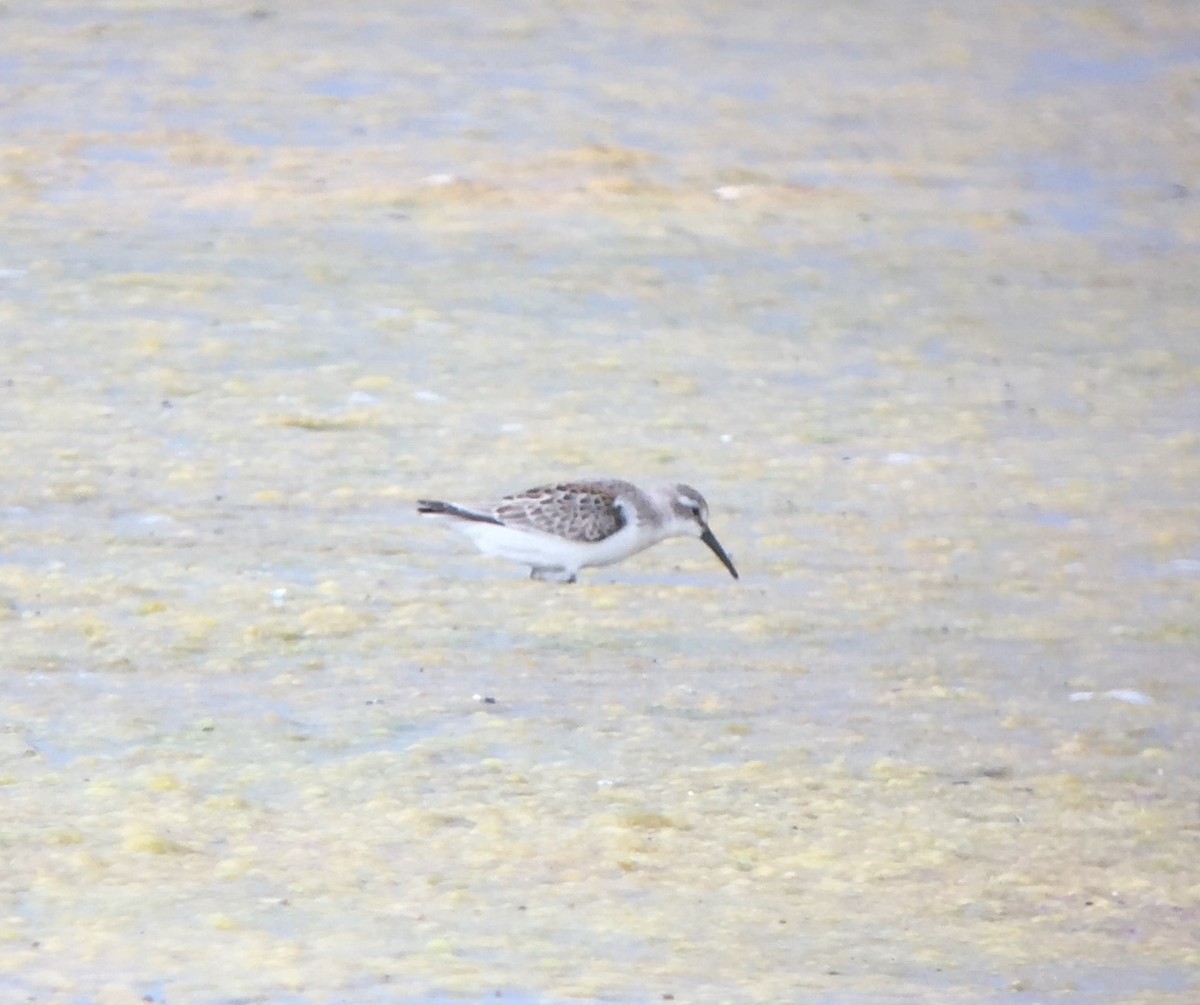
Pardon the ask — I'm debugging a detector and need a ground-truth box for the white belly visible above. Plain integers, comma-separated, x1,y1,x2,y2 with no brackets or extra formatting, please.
453,520,655,573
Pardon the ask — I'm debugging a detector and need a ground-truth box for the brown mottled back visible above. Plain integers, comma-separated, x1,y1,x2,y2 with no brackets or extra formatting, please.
493,480,632,542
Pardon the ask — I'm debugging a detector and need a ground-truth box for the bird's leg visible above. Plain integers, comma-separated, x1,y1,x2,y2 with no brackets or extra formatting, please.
530,566,576,584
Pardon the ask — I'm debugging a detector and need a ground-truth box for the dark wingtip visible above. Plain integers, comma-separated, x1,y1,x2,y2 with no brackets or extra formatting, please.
417,499,505,525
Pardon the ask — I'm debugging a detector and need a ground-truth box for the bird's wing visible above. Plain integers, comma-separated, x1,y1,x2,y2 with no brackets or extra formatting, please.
494,482,628,542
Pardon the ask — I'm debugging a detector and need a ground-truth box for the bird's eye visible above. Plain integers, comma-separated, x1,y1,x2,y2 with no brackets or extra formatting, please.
690,504,702,517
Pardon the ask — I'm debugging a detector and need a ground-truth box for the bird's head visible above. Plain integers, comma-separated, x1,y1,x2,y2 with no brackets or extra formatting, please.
665,483,738,580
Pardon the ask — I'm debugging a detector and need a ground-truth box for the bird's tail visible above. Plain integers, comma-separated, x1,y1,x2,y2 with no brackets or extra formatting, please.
416,500,503,525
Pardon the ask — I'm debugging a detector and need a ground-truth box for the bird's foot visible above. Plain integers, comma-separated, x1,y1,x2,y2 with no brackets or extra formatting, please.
530,566,576,584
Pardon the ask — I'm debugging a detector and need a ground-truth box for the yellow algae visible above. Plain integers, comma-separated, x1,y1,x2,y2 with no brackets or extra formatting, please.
146,774,182,792
46,482,99,503
135,333,164,356
352,374,395,391
1,6,1197,1005
730,614,773,636
272,410,379,430
164,463,207,485
297,604,368,636
204,795,252,813
78,615,109,645
122,830,196,856
173,615,220,651
868,759,932,785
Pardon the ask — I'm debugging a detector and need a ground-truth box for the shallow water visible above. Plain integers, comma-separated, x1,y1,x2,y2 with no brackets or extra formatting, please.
1,2,1198,1004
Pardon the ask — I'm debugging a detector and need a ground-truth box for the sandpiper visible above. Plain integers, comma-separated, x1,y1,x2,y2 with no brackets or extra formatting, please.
417,479,738,583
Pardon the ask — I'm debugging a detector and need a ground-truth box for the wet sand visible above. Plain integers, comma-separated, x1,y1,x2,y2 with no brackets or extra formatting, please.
1,2,1198,1003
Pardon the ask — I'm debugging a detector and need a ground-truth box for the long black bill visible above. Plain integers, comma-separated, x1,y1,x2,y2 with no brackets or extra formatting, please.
700,526,739,580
